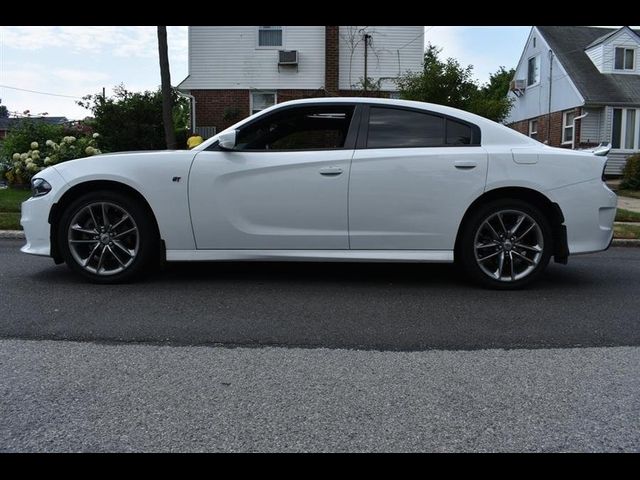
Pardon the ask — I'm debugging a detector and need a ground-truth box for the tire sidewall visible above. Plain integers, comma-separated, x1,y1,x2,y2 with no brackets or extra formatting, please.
458,199,553,289
57,190,157,283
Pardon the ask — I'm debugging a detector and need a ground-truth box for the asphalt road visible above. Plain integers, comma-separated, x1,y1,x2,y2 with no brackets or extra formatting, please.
1,239,639,350
1,239,640,452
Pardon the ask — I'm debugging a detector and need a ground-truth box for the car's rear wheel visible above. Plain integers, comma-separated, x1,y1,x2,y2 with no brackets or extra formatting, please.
57,190,158,283
458,199,553,289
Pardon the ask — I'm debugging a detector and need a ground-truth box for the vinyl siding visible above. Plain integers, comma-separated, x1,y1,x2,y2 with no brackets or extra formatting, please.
505,27,584,124
600,29,640,74
179,26,326,90
338,26,424,91
585,44,604,72
580,107,603,144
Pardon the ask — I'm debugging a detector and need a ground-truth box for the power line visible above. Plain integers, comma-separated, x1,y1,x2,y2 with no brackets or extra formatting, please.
0,84,83,99
397,26,433,51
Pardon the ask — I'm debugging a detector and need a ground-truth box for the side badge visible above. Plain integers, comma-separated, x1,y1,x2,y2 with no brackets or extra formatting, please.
172,176,181,183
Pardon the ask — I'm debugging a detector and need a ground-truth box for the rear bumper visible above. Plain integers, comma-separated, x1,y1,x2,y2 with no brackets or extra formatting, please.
548,179,617,255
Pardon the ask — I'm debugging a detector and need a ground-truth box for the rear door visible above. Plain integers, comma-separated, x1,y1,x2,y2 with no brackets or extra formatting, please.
348,105,488,250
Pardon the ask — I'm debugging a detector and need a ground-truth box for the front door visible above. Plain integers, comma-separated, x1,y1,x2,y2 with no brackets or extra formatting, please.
189,103,358,250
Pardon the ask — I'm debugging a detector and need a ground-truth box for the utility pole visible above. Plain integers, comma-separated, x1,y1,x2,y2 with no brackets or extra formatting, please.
157,26,177,149
363,33,371,92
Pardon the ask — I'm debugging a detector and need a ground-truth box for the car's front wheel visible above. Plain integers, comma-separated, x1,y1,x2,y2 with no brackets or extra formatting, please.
57,190,158,283
458,199,553,289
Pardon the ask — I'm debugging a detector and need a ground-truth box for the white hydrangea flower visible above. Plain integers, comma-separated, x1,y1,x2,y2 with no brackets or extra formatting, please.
93,132,100,138
85,146,95,155
68,136,76,143
45,140,54,147
44,157,52,165
20,153,28,160
31,152,40,160
12,153,21,161
94,149,102,155
30,141,39,149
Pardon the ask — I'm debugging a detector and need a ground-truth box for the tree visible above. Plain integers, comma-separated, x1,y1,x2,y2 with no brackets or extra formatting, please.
78,85,189,152
397,44,514,123
157,26,177,149
0,104,8,118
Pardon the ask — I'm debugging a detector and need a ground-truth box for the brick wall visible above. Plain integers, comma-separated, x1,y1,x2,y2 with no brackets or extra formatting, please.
325,26,339,95
507,108,593,148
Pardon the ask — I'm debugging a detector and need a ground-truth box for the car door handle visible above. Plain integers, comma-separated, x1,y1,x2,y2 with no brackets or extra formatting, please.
319,167,344,176
454,160,477,170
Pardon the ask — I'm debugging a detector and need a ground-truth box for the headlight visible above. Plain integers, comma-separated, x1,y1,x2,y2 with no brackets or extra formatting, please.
31,177,52,197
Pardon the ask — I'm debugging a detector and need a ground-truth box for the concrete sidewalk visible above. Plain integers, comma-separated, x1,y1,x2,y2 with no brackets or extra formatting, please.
618,196,640,213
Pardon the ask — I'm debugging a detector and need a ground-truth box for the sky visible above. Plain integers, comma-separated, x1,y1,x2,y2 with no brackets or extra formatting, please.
1,26,533,120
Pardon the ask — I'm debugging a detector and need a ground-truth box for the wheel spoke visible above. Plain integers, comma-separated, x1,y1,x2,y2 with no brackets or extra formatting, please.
510,215,526,236
110,214,129,232
112,227,137,239
112,239,134,258
478,249,502,262
69,239,99,244
496,213,508,235
495,252,505,279
512,250,536,265
484,221,501,241
86,205,100,230
96,246,107,272
102,203,110,229
71,225,98,235
509,252,516,280
107,245,126,267
515,223,535,242
515,243,542,253
475,241,500,249
83,243,101,267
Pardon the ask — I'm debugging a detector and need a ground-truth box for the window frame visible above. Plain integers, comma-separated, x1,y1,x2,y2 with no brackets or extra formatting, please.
528,119,538,140
356,104,481,150
250,90,277,115
256,26,284,50
614,47,635,71
562,110,576,145
527,55,541,88
612,107,640,152
209,102,362,152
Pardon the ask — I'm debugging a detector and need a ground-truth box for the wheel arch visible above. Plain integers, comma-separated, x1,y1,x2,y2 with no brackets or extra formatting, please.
48,180,162,264
454,186,569,264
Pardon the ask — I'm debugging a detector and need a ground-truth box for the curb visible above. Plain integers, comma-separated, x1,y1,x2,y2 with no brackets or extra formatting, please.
0,230,25,239
1,230,639,247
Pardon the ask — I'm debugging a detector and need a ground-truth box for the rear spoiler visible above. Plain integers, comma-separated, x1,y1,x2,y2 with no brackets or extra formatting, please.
589,142,612,157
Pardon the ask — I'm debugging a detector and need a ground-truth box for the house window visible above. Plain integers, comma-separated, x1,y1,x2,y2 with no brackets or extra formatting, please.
257,26,283,48
250,91,277,115
562,111,576,144
527,56,540,86
612,108,639,150
614,47,635,70
533,37,536,48
529,119,538,140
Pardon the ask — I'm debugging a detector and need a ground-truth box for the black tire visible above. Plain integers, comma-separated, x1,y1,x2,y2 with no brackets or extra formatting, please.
57,190,159,284
457,198,553,290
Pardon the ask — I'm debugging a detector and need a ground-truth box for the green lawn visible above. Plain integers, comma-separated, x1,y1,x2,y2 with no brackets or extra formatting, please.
614,223,640,240
615,208,640,223
0,188,30,230
0,188,31,213
617,189,640,200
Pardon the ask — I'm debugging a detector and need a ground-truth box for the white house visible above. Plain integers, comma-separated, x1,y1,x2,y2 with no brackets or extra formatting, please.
506,26,640,175
177,26,424,137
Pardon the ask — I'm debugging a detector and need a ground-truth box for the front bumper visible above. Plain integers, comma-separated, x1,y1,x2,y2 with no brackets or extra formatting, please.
20,168,67,257
548,179,617,255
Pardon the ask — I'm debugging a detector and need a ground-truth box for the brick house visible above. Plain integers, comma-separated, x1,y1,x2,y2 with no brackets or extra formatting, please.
176,26,424,138
505,26,640,175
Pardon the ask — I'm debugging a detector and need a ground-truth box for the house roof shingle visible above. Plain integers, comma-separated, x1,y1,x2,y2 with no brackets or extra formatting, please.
537,26,640,105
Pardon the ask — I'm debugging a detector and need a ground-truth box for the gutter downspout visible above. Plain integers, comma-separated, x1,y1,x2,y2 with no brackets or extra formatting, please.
177,90,196,133
547,49,553,143
571,111,588,149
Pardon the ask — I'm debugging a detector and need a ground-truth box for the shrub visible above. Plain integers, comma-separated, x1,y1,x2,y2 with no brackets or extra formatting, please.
621,154,640,190
3,131,102,185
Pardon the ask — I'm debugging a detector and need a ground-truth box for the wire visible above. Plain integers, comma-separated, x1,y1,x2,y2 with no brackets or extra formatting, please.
0,84,82,99
397,26,433,51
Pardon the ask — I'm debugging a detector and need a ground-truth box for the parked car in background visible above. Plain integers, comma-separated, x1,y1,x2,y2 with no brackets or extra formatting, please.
20,98,616,288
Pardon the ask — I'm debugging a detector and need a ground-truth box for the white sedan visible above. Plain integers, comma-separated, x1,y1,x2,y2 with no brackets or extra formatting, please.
20,98,616,288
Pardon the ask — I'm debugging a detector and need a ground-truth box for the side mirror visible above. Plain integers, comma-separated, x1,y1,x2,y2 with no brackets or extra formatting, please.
218,130,237,150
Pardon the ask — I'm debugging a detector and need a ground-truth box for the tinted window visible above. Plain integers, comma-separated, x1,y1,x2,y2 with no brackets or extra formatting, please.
367,107,444,148
446,119,472,145
236,105,355,151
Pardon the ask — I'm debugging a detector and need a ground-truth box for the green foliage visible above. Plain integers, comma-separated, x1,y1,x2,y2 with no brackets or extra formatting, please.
397,44,514,122
0,105,8,118
355,76,383,93
620,153,640,190
0,120,65,164
77,84,189,152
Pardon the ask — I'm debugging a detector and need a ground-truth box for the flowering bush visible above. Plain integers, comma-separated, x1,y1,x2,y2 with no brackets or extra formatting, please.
4,132,101,185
